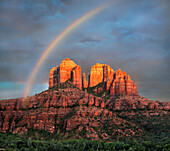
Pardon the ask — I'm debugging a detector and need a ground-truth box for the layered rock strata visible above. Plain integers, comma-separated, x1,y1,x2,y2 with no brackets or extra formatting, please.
49,60,139,96
0,57,170,140
49,58,82,89
88,63,139,96
0,85,169,137
89,63,114,89
110,69,139,96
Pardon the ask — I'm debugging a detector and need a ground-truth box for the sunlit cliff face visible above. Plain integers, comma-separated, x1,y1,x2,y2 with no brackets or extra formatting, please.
49,58,139,97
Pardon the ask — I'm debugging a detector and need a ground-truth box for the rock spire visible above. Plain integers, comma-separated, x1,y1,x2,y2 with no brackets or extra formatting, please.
49,58,82,89
49,59,139,96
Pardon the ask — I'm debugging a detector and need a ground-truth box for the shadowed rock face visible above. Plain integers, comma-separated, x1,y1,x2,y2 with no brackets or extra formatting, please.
49,58,82,89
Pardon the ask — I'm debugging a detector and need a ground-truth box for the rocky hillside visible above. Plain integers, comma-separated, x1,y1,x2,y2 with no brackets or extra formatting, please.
0,80,169,141
0,58,169,141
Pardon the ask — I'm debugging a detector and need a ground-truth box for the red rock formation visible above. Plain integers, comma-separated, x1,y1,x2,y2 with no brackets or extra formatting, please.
95,98,99,107
72,65,82,90
110,69,139,96
88,63,138,96
1,58,169,141
89,63,114,89
103,65,114,90
49,58,82,89
101,101,106,108
0,81,169,140
49,67,57,88
82,73,88,88
89,63,103,87
88,95,94,107
50,59,138,96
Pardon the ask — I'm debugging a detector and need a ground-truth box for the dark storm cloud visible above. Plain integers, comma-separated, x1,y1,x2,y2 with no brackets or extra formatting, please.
0,0,169,101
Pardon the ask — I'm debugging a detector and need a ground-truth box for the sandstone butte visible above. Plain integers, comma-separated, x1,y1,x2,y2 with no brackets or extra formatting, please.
49,58,82,90
0,58,169,141
49,59,139,96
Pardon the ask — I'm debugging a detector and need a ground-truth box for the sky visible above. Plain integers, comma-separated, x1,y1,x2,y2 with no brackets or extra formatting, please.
0,0,169,101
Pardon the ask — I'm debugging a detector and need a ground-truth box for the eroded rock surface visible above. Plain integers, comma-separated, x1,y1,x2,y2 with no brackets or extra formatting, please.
110,69,139,96
89,63,114,89
0,80,169,140
49,58,82,89
50,59,138,96
88,63,138,96
1,59,169,141
82,73,88,88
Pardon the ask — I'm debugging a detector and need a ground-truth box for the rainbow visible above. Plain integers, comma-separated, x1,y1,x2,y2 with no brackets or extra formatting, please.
23,2,112,99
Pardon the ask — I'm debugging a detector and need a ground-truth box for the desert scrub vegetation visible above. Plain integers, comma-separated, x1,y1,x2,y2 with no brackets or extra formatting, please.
0,132,170,151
